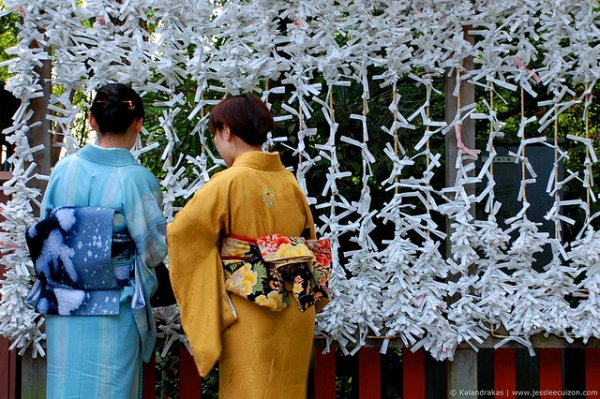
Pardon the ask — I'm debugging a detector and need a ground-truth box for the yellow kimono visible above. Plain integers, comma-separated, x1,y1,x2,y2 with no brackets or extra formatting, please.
168,151,319,399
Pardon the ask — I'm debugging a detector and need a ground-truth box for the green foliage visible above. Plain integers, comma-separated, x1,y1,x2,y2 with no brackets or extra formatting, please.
0,2,18,83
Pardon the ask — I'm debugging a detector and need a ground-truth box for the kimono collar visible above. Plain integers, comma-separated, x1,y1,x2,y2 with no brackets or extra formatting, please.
231,151,284,172
77,144,139,167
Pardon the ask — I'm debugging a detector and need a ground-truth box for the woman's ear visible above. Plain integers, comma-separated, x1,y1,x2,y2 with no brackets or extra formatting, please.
222,124,233,141
89,114,98,131
134,117,144,134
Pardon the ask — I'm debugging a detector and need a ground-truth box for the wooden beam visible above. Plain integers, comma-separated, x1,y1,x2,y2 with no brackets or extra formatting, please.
448,348,478,399
27,40,52,216
445,25,478,399
358,335,600,349
19,356,45,399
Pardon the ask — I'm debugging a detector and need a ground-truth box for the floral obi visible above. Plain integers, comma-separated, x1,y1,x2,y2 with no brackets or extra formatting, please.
25,206,135,316
220,233,332,312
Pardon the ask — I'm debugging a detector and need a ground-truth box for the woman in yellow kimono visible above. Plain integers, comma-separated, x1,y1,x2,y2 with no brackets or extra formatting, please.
168,94,329,398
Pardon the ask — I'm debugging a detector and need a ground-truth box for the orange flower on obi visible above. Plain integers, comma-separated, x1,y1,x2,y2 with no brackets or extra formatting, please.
307,239,332,268
258,234,291,253
256,234,312,263
276,235,291,245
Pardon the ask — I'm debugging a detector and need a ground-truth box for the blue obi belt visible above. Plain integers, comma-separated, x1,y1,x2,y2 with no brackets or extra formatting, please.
25,206,135,316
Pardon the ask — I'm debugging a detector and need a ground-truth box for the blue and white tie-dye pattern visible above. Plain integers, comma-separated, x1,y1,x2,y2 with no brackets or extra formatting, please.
32,144,167,399
26,206,136,316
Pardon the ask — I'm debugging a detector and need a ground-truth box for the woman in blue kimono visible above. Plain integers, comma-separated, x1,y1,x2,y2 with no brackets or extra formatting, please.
28,83,167,398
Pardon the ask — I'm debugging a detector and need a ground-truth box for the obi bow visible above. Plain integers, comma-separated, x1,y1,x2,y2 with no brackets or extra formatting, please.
220,233,332,312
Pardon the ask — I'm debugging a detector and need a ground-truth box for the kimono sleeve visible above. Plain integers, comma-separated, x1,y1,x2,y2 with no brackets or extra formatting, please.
167,175,237,377
121,167,167,268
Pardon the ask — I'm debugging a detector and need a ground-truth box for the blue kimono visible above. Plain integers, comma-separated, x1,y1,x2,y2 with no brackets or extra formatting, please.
31,144,167,399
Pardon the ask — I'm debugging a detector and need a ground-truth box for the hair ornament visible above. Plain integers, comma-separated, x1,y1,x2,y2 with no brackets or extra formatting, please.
94,99,135,111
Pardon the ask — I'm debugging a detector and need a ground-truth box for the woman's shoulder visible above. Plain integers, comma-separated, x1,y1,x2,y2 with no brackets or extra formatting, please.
200,168,232,191
53,150,81,167
122,163,158,179
119,164,161,192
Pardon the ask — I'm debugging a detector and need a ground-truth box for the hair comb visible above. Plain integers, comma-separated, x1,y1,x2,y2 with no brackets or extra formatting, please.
95,99,135,111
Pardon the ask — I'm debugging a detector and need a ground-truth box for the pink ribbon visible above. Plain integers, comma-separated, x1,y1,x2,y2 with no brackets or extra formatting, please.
512,55,541,84
455,124,478,158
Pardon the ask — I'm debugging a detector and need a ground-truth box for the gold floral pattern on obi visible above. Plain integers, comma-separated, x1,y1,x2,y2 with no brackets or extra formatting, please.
255,291,285,310
220,234,332,312
257,234,314,265
224,263,258,297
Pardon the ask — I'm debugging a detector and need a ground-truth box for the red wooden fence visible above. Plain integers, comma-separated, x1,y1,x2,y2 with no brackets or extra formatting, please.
587,348,600,397
540,349,562,399
0,296,17,399
3,344,600,398
135,346,600,399
404,348,426,399
494,348,516,399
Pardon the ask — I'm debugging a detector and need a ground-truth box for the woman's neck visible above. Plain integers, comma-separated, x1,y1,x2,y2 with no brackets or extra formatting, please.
96,131,135,149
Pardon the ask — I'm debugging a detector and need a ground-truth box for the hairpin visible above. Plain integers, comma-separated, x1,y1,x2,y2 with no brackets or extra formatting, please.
94,99,135,111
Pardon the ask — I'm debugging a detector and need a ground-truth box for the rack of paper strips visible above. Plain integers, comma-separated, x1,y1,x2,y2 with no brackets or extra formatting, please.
0,0,599,361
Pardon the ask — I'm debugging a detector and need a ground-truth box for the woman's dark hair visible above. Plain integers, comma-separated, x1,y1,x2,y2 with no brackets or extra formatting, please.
208,93,274,146
90,83,145,134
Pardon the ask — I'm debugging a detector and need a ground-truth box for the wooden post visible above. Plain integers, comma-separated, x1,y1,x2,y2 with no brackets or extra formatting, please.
19,355,46,399
16,36,53,399
445,26,478,399
444,33,476,200
27,41,52,215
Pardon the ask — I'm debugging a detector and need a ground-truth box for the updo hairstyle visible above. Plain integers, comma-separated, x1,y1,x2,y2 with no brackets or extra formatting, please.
90,83,145,134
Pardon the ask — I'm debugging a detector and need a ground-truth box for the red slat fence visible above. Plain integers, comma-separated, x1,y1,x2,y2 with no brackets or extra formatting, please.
135,346,600,399
0,305,16,399
3,343,600,398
